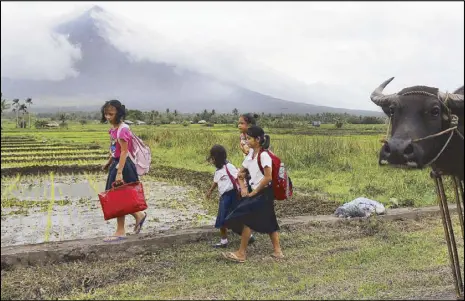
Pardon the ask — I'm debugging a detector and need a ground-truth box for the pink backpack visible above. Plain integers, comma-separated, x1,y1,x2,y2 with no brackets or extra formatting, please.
117,123,151,176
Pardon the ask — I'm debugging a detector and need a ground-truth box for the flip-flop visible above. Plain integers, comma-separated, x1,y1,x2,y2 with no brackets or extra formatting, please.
270,253,285,259
134,212,147,234
222,252,246,263
103,236,126,242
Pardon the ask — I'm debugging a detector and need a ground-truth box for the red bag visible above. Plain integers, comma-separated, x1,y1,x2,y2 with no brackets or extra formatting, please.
257,149,293,201
98,181,148,220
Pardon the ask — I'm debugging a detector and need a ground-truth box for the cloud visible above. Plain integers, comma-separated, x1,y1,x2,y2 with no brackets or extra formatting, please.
1,2,463,110
1,2,82,81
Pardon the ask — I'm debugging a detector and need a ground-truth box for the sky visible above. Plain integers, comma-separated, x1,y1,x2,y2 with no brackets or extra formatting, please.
1,1,464,110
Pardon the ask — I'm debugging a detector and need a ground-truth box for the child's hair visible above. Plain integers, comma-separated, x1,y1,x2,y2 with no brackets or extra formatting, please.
241,113,259,126
100,99,126,124
208,144,228,169
247,125,270,149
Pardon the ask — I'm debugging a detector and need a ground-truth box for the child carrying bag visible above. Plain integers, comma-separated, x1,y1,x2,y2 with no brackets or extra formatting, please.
98,181,148,220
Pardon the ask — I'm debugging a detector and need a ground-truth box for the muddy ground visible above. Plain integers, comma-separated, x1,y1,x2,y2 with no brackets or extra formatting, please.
1,174,215,247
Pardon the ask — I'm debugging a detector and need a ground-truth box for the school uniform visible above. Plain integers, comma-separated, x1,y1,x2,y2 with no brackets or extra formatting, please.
224,149,280,234
214,163,239,229
105,125,139,190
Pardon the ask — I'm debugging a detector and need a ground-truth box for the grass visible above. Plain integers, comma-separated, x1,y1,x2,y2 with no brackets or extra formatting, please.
1,216,462,300
1,121,457,210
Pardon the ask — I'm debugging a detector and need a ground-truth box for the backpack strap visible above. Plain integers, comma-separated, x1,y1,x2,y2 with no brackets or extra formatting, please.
257,149,266,176
116,123,135,162
224,164,239,191
116,123,130,140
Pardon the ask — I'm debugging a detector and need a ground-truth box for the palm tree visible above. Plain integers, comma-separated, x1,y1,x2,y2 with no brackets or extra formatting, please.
12,99,20,127
18,104,28,128
1,93,11,114
59,113,67,124
25,98,33,128
232,108,239,116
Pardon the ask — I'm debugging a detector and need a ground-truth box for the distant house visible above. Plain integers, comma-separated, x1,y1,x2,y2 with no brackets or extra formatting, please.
170,121,177,124
45,121,59,128
312,121,321,127
124,120,134,125
198,120,207,124
135,120,146,125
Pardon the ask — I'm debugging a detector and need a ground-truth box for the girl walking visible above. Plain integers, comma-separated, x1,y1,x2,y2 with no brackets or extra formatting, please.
237,113,259,243
222,125,283,262
101,99,147,242
206,145,240,248
237,113,258,157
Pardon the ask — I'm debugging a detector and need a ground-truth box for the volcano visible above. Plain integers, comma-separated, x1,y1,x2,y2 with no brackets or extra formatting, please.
0,6,381,116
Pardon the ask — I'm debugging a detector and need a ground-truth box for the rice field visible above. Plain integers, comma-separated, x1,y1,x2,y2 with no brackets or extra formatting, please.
0,120,454,247
2,120,463,300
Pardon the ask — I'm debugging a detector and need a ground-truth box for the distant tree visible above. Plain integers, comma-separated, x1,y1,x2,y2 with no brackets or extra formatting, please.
12,98,20,127
18,104,28,128
232,108,239,116
59,113,67,124
25,98,33,128
1,93,11,114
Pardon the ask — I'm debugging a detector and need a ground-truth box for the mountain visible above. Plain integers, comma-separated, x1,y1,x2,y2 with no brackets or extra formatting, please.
0,6,382,116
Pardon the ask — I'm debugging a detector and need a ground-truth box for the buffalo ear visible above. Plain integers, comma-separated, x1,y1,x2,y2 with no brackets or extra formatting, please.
381,106,391,116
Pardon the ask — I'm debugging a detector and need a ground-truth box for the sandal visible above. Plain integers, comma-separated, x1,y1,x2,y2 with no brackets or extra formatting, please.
271,252,285,259
103,235,126,242
222,252,246,263
133,212,147,234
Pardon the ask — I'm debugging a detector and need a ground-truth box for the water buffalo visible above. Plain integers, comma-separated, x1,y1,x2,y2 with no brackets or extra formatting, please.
370,77,464,299
370,77,464,180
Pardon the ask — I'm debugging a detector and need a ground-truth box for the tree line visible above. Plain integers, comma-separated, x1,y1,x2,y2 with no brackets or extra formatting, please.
1,94,385,129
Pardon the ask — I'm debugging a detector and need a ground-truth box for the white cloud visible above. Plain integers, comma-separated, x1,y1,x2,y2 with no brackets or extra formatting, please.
1,1,463,110
1,2,82,81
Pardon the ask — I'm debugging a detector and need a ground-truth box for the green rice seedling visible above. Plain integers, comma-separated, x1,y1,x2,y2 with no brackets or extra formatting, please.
0,173,22,209
44,172,56,242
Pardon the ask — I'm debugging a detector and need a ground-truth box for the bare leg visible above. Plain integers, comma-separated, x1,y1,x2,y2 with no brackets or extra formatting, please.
231,226,252,260
220,227,228,239
104,216,126,241
131,211,146,233
269,231,284,258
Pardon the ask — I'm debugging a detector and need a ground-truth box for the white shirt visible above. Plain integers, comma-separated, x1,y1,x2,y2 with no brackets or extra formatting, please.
214,163,239,196
242,149,272,190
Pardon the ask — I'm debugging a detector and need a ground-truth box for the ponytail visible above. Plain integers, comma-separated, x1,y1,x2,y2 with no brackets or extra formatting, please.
260,134,270,150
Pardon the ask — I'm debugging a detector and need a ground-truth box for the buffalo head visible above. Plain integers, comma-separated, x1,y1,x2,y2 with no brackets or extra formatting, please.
371,77,464,169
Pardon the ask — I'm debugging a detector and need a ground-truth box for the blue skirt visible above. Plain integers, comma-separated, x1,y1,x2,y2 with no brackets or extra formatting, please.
224,186,279,234
105,157,139,191
215,189,239,229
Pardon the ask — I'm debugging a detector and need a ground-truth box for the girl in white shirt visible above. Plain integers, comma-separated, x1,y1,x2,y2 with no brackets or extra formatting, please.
206,144,240,248
222,126,283,263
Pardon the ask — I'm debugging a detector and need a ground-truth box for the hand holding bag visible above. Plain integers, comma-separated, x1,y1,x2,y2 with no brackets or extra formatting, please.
98,181,148,220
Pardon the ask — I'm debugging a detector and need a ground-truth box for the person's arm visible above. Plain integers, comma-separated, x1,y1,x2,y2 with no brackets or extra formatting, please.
237,167,249,197
240,143,250,155
247,166,272,197
206,182,218,199
102,154,113,171
115,138,129,183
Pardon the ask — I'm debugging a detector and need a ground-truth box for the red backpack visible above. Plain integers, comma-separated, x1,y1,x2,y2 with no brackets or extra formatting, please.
257,149,293,201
